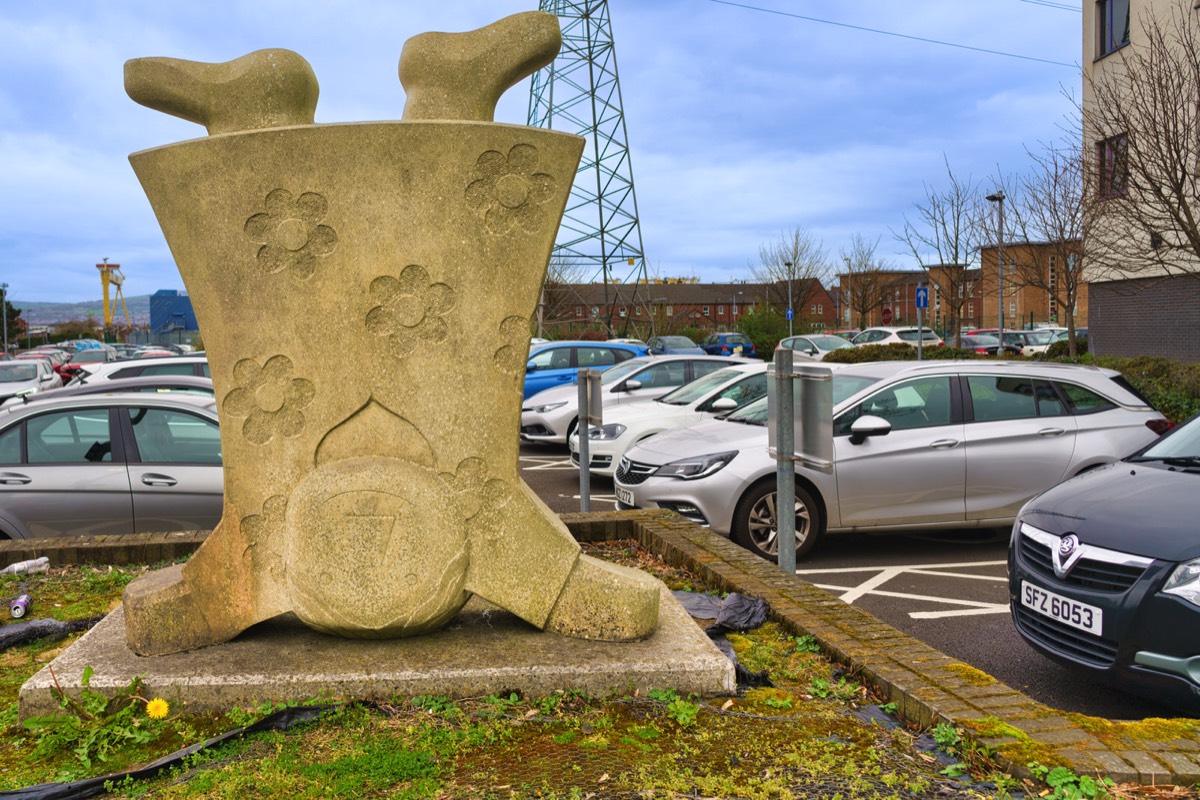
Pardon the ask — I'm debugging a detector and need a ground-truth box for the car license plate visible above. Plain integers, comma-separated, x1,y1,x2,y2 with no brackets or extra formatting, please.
615,487,634,506
1020,581,1102,636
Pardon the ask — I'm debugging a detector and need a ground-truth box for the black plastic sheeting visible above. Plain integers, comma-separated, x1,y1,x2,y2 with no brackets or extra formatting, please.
0,705,332,800
671,590,773,689
0,618,101,653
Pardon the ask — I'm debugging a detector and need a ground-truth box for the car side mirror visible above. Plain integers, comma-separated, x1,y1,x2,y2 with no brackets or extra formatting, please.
526,361,537,373
807,348,819,356
709,397,739,413
620,379,643,392
849,414,891,445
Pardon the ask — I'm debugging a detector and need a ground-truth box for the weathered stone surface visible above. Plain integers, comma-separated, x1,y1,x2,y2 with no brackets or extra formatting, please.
22,587,728,718
125,49,318,135
118,13,660,655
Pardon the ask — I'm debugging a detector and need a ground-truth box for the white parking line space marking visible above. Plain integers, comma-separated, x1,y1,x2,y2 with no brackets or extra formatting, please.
796,559,1010,619
519,454,577,471
570,493,619,510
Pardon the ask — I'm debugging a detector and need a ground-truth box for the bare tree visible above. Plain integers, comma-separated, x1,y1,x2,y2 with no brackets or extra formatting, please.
1003,129,1088,356
1084,4,1200,279
839,234,887,330
750,226,831,313
540,256,591,337
894,158,984,346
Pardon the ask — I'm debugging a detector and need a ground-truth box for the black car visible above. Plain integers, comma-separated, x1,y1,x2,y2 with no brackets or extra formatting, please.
1008,413,1200,709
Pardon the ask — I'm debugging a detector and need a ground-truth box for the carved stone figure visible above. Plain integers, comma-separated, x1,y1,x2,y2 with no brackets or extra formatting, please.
120,11,660,656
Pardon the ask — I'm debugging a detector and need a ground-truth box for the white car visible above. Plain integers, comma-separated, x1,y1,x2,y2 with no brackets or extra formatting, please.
615,360,1172,560
776,334,855,361
0,359,63,404
569,361,768,477
1000,330,1056,356
68,354,210,384
521,355,738,445
851,327,943,348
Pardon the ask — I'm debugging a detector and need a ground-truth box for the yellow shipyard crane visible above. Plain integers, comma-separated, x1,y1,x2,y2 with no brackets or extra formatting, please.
96,258,132,333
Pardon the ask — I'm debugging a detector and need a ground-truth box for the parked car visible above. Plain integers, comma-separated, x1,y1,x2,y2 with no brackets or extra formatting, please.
645,336,704,355
0,393,223,538
851,327,943,348
776,334,855,361
1008,412,1200,710
614,360,1171,561
523,341,649,399
569,361,768,476
59,347,120,383
1000,330,1056,357
701,332,757,359
955,334,1003,355
521,355,738,444
0,360,63,404
1,375,214,408
68,355,211,385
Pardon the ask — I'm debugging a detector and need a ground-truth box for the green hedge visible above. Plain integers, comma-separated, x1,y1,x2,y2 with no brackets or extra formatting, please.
821,345,1200,423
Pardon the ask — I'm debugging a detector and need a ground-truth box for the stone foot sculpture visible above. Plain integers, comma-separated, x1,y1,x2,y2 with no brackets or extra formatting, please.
400,11,560,122
120,12,660,657
124,49,319,135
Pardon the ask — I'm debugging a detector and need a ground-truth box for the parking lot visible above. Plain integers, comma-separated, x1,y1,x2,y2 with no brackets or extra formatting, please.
521,441,1176,720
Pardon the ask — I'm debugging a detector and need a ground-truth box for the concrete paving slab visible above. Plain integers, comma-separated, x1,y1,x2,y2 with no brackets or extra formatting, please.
20,585,734,717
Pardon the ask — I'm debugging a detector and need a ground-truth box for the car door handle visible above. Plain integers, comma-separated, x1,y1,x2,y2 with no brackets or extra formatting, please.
0,472,31,485
141,473,178,487
929,439,959,449
1038,427,1066,437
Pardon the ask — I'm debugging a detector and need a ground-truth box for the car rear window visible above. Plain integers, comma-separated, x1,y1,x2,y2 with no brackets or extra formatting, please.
1056,382,1116,415
1109,375,1156,409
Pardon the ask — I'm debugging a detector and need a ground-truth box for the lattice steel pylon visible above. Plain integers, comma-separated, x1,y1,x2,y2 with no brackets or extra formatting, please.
529,0,649,336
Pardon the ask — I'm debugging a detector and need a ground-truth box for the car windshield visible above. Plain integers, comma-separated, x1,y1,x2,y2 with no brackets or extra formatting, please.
896,330,939,342
656,367,739,406
658,337,695,347
0,364,37,382
810,335,853,350
723,372,884,425
1135,417,1200,462
599,359,649,385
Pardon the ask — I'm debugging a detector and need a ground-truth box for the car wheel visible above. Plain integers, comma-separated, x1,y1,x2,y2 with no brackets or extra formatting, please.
733,479,823,562
565,417,579,444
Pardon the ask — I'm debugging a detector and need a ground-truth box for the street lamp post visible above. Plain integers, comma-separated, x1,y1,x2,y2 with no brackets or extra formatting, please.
783,260,794,337
986,191,1005,340
0,282,8,357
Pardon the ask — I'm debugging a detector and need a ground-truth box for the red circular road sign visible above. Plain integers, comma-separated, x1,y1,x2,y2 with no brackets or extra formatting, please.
881,307,893,324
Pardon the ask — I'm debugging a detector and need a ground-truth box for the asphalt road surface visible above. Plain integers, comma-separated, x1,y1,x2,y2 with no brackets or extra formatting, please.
520,440,1177,720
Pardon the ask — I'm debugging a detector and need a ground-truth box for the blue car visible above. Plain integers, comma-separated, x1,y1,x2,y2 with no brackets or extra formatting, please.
700,332,758,359
523,341,650,398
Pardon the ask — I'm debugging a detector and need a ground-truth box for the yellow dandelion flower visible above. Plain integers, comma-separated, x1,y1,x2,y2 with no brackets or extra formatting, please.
145,698,170,720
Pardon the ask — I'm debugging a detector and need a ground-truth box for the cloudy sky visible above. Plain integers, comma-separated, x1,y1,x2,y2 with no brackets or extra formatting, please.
0,1,1081,302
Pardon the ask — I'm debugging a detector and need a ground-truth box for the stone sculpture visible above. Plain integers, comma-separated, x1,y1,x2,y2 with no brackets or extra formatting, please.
120,11,660,656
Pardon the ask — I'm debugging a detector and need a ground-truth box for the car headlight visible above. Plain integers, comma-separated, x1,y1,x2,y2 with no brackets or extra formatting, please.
529,401,568,414
1164,559,1200,606
655,451,738,480
588,423,627,440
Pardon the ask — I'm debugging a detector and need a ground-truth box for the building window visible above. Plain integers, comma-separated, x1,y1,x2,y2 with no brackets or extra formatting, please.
1097,0,1130,57
666,306,674,316
810,304,817,314
618,306,627,317
968,302,975,316
575,306,583,317
702,305,710,315
590,306,599,317
1097,133,1128,197
717,305,725,316
817,304,823,314
731,304,739,316
1009,300,1017,316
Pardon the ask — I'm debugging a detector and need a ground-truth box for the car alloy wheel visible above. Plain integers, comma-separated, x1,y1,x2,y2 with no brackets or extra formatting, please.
733,480,823,562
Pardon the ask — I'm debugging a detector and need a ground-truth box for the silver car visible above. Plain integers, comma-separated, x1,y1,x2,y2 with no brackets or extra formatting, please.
520,355,738,444
615,360,1170,560
0,393,222,538
776,334,855,361
0,360,63,403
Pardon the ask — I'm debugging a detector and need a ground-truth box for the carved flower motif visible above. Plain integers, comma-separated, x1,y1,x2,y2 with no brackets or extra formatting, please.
440,457,508,521
241,495,288,582
465,144,557,235
244,189,338,279
493,316,532,375
223,356,316,445
366,265,456,356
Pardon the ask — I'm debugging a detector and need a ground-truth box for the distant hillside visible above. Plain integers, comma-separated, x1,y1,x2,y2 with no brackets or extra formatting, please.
13,296,152,326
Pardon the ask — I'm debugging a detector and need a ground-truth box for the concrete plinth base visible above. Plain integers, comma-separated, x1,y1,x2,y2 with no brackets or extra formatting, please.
20,586,733,717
